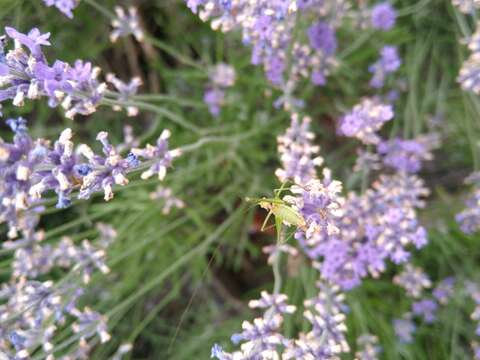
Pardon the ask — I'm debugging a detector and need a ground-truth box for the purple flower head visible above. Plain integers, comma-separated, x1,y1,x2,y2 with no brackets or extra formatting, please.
432,277,455,305
394,264,431,298
369,46,401,88
307,21,337,56
377,138,431,173
393,317,416,343
339,98,394,144
42,0,79,18
371,2,396,31
203,88,225,117
412,299,438,323
5,27,50,58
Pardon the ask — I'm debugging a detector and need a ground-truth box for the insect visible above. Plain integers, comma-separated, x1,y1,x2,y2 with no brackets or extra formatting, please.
246,183,306,239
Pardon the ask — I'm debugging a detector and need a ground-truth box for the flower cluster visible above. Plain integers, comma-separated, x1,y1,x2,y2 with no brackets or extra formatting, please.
186,0,347,88
393,264,431,298
392,316,416,343
187,1,398,89
0,118,180,238
369,46,401,88
338,98,394,145
0,223,117,359
458,21,480,93
212,283,351,360
0,26,106,117
285,169,345,254
312,172,429,289
276,113,324,185
355,334,381,360
211,292,296,359
204,63,236,116
284,283,350,359
370,2,397,31
456,172,480,233
0,26,142,118
377,133,439,173
391,276,455,345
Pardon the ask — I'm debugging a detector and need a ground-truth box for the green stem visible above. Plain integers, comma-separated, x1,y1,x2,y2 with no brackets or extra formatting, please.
83,0,115,19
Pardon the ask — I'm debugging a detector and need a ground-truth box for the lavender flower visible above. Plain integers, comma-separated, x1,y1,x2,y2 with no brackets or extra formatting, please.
456,172,480,233
393,264,431,298
369,46,401,88
212,292,296,359
149,186,185,214
353,149,381,173
355,334,381,360
187,1,343,87
1,215,117,359
284,282,350,359
0,27,108,118
338,98,394,145
433,277,455,305
370,2,396,31
377,135,438,173
204,63,236,116
131,129,181,180
412,299,438,323
1,118,180,237
452,0,480,13
285,169,344,253
393,317,416,343
71,307,111,343
42,0,79,18
110,6,144,43
473,341,480,360
106,74,142,116
275,113,324,185
458,53,480,93
307,21,337,56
